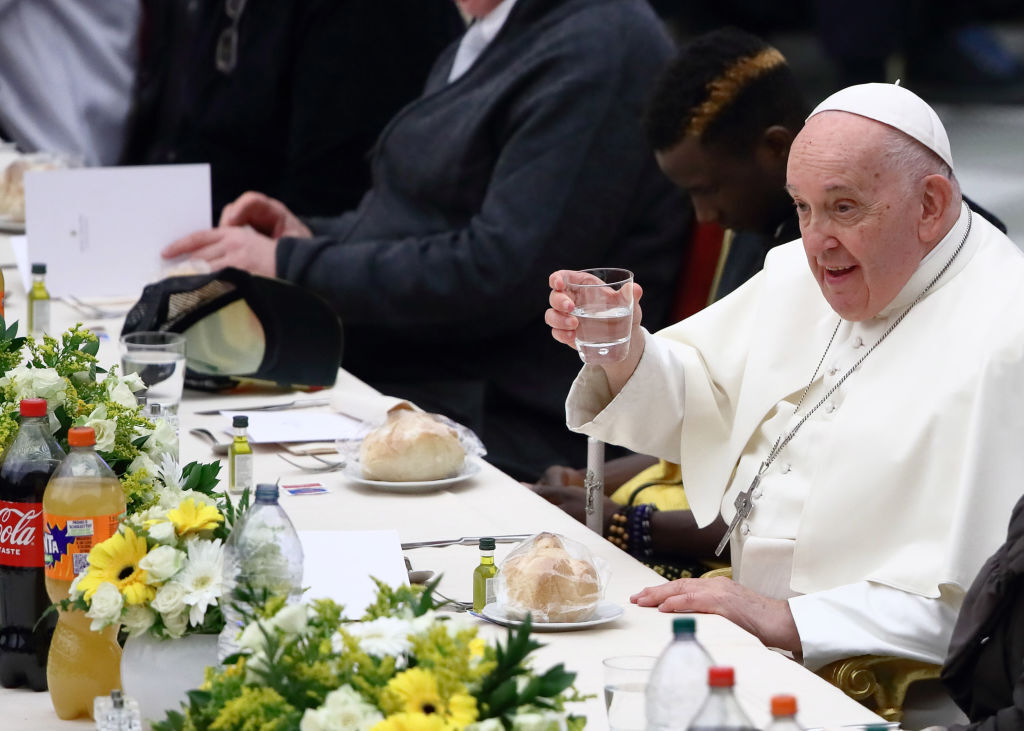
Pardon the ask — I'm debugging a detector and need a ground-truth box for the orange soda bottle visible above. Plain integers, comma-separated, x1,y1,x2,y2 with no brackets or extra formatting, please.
43,426,125,720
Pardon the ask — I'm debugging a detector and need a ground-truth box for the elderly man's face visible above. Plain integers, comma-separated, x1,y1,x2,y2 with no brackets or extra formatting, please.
787,113,928,321
457,0,504,19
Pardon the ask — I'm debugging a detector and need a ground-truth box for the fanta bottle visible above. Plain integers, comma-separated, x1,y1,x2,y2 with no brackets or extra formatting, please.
43,426,125,720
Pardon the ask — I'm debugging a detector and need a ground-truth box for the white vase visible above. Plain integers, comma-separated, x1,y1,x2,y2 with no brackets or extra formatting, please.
120,633,219,728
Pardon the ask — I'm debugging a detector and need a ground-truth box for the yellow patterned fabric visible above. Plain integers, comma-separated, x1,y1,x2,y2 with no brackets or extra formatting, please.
610,460,690,510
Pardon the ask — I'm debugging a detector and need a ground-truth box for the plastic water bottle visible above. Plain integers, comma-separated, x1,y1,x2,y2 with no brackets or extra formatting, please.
688,667,756,730
645,617,712,729
218,484,304,659
766,694,803,730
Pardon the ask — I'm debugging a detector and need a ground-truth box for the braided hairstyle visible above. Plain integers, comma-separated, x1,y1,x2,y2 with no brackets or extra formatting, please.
644,28,809,155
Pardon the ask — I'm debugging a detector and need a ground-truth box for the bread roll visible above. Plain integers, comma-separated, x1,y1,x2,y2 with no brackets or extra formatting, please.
360,408,465,481
502,532,600,622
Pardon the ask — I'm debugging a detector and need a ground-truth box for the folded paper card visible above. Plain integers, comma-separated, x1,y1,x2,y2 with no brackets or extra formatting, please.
23,164,211,298
222,410,366,443
298,530,408,617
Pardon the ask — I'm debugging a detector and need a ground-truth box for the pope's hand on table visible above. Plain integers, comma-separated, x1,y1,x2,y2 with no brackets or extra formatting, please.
630,575,802,655
162,225,277,277
530,483,618,535
219,191,311,239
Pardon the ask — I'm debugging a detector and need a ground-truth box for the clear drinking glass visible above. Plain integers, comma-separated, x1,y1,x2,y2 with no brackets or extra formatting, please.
566,268,634,365
120,331,186,422
603,655,656,731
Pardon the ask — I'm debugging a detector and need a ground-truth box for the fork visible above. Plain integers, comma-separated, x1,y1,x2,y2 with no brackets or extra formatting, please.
276,453,345,472
62,295,126,319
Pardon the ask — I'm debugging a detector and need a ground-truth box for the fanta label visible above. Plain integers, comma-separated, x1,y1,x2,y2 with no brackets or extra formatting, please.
0,500,43,568
43,512,120,581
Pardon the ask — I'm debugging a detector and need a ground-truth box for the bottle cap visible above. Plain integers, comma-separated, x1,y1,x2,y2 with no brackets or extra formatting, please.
479,537,496,550
771,694,797,716
111,689,125,709
672,617,696,636
233,415,249,428
255,484,279,502
68,426,96,447
31,262,46,274
19,398,47,418
707,666,735,687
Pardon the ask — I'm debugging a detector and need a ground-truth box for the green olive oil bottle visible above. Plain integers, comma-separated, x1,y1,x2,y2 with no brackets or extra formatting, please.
473,537,498,612
27,262,49,336
228,415,254,494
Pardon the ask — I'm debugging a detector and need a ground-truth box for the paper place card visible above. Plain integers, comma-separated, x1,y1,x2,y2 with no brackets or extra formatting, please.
222,411,365,443
298,530,408,618
23,164,211,298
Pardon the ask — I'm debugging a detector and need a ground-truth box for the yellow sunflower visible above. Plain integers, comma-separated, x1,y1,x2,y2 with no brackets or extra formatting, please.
371,713,448,731
167,498,223,536
78,527,155,605
387,668,444,716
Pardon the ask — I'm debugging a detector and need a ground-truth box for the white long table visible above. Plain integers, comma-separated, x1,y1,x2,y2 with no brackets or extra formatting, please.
0,264,886,730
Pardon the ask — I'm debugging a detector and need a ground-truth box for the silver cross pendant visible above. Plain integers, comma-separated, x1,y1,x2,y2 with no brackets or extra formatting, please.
715,474,759,556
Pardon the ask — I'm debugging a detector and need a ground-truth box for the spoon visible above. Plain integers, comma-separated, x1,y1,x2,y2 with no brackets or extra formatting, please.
188,428,230,455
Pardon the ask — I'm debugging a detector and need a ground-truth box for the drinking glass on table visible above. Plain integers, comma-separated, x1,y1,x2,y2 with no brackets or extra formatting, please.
603,655,656,731
120,331,186,424
565,268,634,364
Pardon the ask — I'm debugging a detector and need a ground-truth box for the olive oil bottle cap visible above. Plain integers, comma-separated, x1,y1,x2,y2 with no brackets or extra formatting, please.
232,415,249,427
479,537,496,551
31,262,46,274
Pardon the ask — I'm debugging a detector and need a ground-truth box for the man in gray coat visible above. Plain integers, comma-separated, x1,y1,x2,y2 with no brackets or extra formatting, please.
164,0,691,480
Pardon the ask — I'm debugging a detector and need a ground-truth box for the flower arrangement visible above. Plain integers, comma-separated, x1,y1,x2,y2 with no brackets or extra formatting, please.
58,457,245,640
0,317,178,513
153,581,588,731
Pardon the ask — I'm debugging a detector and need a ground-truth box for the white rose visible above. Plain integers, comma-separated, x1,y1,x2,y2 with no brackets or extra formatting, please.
30,368,67,402
272,604,309,637
85,582,124,631
68,572,84,600
123,372,146,392
85,418,118,452
162,608,190,639
144,418,178,459
152,581,187,616
129,452,160,478
147,520,177,545
245,649,270,684
122,605,157,638
467,720,506,731
138,545,186,583
300,685,384,731
87,403,108,421
108,382,139,408
510,713,566,731
237,619,271,652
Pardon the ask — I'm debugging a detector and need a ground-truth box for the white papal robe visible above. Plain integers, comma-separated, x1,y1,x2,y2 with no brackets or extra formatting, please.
567,203,1024,669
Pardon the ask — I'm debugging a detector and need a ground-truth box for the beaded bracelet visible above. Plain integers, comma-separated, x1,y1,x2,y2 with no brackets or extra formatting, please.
627,504,657,561
605,509,629,551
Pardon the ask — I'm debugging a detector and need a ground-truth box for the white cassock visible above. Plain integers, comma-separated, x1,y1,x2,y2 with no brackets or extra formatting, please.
567,203,1024,669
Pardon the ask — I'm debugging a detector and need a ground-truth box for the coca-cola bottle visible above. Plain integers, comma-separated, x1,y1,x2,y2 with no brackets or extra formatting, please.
0,398,65,690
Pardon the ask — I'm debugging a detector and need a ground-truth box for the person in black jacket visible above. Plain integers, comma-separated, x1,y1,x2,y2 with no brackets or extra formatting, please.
939,491,1024,730
120,0,464,218
162,0,691,481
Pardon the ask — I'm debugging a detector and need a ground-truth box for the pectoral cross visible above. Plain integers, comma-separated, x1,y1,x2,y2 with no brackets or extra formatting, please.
715,474,758,556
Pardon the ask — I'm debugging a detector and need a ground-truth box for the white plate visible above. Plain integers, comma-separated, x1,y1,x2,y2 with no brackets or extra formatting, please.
0,215,24,234
342,459,482,493
477,600,624,631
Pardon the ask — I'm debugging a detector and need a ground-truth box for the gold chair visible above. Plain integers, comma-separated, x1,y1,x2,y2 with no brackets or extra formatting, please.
698,567,941,724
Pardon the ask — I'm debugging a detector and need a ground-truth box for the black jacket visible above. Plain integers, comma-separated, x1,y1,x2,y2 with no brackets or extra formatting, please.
120,0,463,218
942,492,1024,730
277,0,691,479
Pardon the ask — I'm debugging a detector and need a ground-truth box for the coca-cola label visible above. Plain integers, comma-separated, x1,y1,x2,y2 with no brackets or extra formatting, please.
0,500,44,568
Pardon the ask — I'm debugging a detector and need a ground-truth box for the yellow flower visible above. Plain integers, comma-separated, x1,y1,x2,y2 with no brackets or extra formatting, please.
446,693,477,728
372,713,448,731
167,498,223,536
388,668,444,716
78,527,155,605
469,637,486,659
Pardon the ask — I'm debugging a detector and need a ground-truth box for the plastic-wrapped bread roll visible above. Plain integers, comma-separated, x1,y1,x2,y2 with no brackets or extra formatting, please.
360,406,465,481
500,533,601,622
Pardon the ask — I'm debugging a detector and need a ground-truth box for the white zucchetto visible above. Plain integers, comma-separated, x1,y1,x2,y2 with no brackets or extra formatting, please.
809,82,954,171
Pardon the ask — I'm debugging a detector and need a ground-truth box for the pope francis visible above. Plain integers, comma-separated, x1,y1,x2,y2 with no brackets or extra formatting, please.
547,83,1024,673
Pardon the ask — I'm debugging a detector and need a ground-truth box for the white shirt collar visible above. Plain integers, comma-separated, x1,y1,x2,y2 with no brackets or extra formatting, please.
447,0,520,83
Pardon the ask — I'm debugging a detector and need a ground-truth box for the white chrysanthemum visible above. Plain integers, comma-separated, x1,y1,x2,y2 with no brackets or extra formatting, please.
122,605,157,637
177,539,225,626
144,419,179,460
344,616,413,658
156,453,184,491
409,609,439,635
85,581,124,631
300,685,384,731
138,544,186,583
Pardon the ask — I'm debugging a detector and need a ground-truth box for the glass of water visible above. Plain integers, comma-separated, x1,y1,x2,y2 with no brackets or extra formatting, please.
565,268,634,365
120,331,186,423
603,655,655,731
